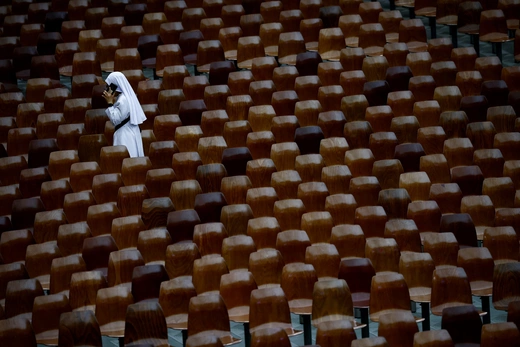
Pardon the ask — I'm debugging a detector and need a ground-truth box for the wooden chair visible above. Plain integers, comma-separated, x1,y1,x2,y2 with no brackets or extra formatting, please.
483,226,519,264
441,305,482,345
431,267,473,316
479,9,514,61
316,319,357,347
312,278,358,332
95,286,133,340
159,277,196,344
458,247,494,323
423,232,459,268
249,287,302,338
414,329,454,347
187,294,241,345
481,322,520,347
337,257,375,337
400,251,435,330
58,310,102,346
219,271,257,346
4,278,43,320
165,243,201,279
131,264,169,303
369,272,415,322
124,302,169,347
493,261,520,311
32,293,71,346
281,263,317,344
378,311,419,347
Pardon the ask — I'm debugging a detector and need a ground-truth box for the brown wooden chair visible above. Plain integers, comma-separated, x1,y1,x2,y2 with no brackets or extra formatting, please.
400,251,435,330
187,294,241,345
280,262,317,344
431,267,474,317
32,293,71,346
369,272,415,322
378,311,419,347
58,310,102,347
441,304,482,346
249,287,302,338
480,9,514,61
493,261,520,311
159,277,196,343
124,302,169,347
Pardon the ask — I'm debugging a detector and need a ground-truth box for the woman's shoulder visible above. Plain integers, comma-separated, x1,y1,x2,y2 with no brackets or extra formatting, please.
116,93,128,104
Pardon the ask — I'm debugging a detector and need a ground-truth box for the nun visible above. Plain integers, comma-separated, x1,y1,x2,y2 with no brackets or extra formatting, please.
102,71,146,158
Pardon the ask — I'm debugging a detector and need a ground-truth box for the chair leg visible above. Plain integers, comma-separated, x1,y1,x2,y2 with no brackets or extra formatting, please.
495,42,503,62
244,322,251,347
481,296,491,324
449,26,458,48
360,307,370,338
473,35,480,56
182,330,188,347
421,302,431,331
428,17,437,39
302,314,312,345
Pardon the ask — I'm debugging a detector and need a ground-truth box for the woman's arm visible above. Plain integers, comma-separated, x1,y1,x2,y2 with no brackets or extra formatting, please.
105,95,130,127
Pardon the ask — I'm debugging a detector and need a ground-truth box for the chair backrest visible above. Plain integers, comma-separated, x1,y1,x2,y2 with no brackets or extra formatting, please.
124,302,169,346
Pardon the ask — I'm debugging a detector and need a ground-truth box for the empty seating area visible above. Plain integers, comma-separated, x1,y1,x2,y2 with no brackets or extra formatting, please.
1,0,520,346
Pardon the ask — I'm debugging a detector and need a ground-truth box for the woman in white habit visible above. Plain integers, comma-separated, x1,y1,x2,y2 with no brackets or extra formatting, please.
102,71,146,158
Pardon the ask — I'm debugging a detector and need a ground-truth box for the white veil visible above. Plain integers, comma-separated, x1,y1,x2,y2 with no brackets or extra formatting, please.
105,71,147,125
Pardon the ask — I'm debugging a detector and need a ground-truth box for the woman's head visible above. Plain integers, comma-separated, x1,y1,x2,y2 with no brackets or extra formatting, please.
105,72,127,93
104,71,147,126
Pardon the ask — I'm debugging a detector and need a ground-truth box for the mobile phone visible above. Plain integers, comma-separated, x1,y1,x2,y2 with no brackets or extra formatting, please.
105,83,118,94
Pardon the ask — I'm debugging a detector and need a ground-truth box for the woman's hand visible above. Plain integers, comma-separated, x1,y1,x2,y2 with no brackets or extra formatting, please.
102,90,116,105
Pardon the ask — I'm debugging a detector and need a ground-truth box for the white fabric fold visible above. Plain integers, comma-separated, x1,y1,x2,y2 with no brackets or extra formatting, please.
105,71,146,126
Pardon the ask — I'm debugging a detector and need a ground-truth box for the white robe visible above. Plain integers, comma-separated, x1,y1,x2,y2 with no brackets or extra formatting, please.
105,94,145,158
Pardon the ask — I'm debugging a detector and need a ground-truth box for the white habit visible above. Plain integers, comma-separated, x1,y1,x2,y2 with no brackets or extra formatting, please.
105,71,146,158
105,93,145,158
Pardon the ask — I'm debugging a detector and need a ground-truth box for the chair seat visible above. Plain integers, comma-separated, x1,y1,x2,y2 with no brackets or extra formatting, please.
470,281,492,296
345,37,359,48
224,50,237,61
59,66,72,76
237,59,255,70
228,306,249,323
386,33,399,43
459,24,479,35
437,16,458,26
306,42,318,51
288,299,312,315
395,0,414,7
99,321,125,338
415,7,436,17
507,19,519,30
33,274,50,291
364,46,384,57
409,287,431,303
480,33,513,43
352,292,370,307
250,323,302,337
191,331,242,346
370,308,414,322
165,314,188,330
36,329,60,346
407,41,428,53
265,46,278,57
432,302,473,316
